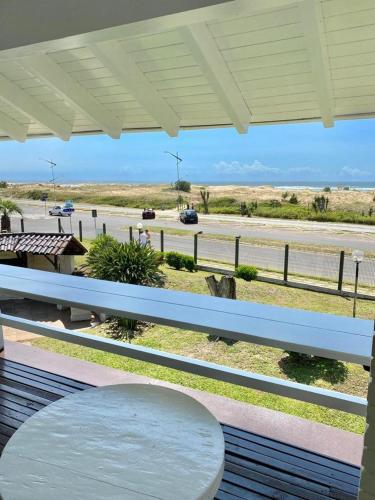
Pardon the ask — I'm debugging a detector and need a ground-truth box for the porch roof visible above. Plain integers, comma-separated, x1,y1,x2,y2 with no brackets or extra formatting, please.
0,233,87,256
0,0,374,141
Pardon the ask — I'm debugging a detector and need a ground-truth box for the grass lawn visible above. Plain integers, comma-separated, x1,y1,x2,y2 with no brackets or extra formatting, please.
31,264,373,434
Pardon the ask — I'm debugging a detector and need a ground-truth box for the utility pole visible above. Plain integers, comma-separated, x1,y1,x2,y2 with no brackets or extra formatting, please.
40,158,57,204
165,151,183,211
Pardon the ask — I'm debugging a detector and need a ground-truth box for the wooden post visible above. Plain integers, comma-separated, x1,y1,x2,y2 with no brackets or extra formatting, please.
359,322,375,499
337,251,345,291
20,218,24,233
235,237,240,269
103,223,107,235
160,230,164,252
284,244,289,282
206,275,236,299
194,233,198,264
58,218,62,233
78,220,83,241
129,226,133,242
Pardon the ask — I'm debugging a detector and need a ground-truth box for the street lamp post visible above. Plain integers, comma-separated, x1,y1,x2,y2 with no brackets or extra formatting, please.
165,151,183,211
352,249,364,318
194,231,203,264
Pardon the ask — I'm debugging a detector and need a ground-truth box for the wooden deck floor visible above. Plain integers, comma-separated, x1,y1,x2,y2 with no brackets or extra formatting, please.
0,358,360,499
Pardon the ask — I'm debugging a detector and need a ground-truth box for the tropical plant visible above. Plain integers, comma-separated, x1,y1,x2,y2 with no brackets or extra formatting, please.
200,187,210,214
87,236,165,335
246,201,258,217
234,265,258,281
0,199,22,232
281,191,289,200
289,193,299,205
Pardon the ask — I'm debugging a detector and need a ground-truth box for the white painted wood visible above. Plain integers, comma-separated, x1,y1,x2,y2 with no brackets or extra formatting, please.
0,384,225,499
0,312,368,415
90,42,180,137
180,23,250,133
359,329,375,499
0,74,71,139
300,0,334,127
0,265,372,365
0,110,27,141
0,314,3,351
20,54,122,138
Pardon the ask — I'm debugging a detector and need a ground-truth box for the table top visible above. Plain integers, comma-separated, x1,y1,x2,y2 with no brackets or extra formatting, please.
0,384,225,500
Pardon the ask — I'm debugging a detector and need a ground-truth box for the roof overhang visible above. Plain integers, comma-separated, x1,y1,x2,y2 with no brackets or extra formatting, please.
0,0,374,141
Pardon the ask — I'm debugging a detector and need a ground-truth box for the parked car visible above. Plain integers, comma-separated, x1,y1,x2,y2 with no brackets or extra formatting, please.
142,208,155,220
49,206,70,216
63,200,75,214
179,209,198,224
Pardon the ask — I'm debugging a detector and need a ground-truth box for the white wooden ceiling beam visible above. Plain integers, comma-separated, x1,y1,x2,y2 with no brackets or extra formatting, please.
300,0,334,128
91,42,180,137
179,23,250,133
20,55,122,139
0,74,71,140
0,110,27,142
237,0,302,16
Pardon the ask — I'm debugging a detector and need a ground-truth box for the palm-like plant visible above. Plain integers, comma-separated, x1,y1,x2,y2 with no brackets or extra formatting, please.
0,199,23,232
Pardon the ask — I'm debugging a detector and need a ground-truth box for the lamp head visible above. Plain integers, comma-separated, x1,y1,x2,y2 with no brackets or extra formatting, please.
352,249,364,263
136,222,143,230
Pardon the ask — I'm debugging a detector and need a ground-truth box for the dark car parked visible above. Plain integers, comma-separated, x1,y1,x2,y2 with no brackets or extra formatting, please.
142,208,156,220
179,209,198,224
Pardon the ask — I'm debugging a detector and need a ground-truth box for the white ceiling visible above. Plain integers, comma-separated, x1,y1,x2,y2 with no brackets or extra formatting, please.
0,0,374,141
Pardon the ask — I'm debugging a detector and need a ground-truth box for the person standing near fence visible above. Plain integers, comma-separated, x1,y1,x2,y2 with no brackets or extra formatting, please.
139,230,148,246
145,229,151,247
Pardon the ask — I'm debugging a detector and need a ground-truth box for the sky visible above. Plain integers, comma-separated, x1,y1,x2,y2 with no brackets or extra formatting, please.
0,119,374,184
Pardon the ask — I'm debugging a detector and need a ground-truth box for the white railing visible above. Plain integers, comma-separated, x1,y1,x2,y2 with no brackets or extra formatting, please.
0,264,373,417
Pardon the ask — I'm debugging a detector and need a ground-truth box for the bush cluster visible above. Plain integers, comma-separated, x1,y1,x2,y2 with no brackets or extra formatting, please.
165,251,196,272
234,265,258,281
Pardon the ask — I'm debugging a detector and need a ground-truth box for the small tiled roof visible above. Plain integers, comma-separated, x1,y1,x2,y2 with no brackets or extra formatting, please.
0,233,87,256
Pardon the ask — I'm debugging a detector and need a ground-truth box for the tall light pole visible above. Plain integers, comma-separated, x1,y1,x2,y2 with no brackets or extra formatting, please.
40,158,57,204
352,249,364,318
165,151,182,210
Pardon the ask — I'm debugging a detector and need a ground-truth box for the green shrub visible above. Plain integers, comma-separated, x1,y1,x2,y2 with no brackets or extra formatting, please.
166,252,196,272
289,193,299,204
87,237,165,287
183,255,196,272
166,251,185,270
0,181,8,188
155,251,165,264
323,186,331,193
174,180,191,193
234,265,258,281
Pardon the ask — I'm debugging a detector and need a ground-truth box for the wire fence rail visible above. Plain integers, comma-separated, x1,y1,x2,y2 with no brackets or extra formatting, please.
16,216,375,299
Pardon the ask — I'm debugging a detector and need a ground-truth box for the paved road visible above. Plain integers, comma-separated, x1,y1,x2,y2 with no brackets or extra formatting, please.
11,201,375,287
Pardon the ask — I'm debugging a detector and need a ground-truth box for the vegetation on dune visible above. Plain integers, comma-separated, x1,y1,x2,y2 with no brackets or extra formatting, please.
4,183,375,224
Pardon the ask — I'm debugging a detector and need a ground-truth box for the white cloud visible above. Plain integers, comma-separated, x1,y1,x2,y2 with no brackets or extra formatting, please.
286,166,317,174
340,166,371,177
214,160,280,175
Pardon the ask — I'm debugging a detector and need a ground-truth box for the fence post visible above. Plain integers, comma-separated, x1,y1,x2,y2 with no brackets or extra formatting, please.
235,236,240,269
78,220,83,241
103,223,106,235
160,230,164,253
129,226,133,242
194,234,198,264
337,251,345,291
20,218,24,233
58,218,62,233
284,244,289,282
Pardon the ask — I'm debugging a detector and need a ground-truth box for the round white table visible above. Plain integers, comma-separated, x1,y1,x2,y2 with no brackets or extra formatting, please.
0,384,225,500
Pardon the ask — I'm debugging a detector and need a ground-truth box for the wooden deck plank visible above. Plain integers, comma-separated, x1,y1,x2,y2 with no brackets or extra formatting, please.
0,359,360,499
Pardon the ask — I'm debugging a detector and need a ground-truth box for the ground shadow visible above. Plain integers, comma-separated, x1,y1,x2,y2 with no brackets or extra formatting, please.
279,353,348,385
207,334,238,346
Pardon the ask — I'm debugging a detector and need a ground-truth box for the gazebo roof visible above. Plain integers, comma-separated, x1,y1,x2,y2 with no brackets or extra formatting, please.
0,0,374,141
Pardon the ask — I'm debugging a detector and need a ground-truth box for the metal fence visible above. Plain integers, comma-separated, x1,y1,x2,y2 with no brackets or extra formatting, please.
16,216,375,297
